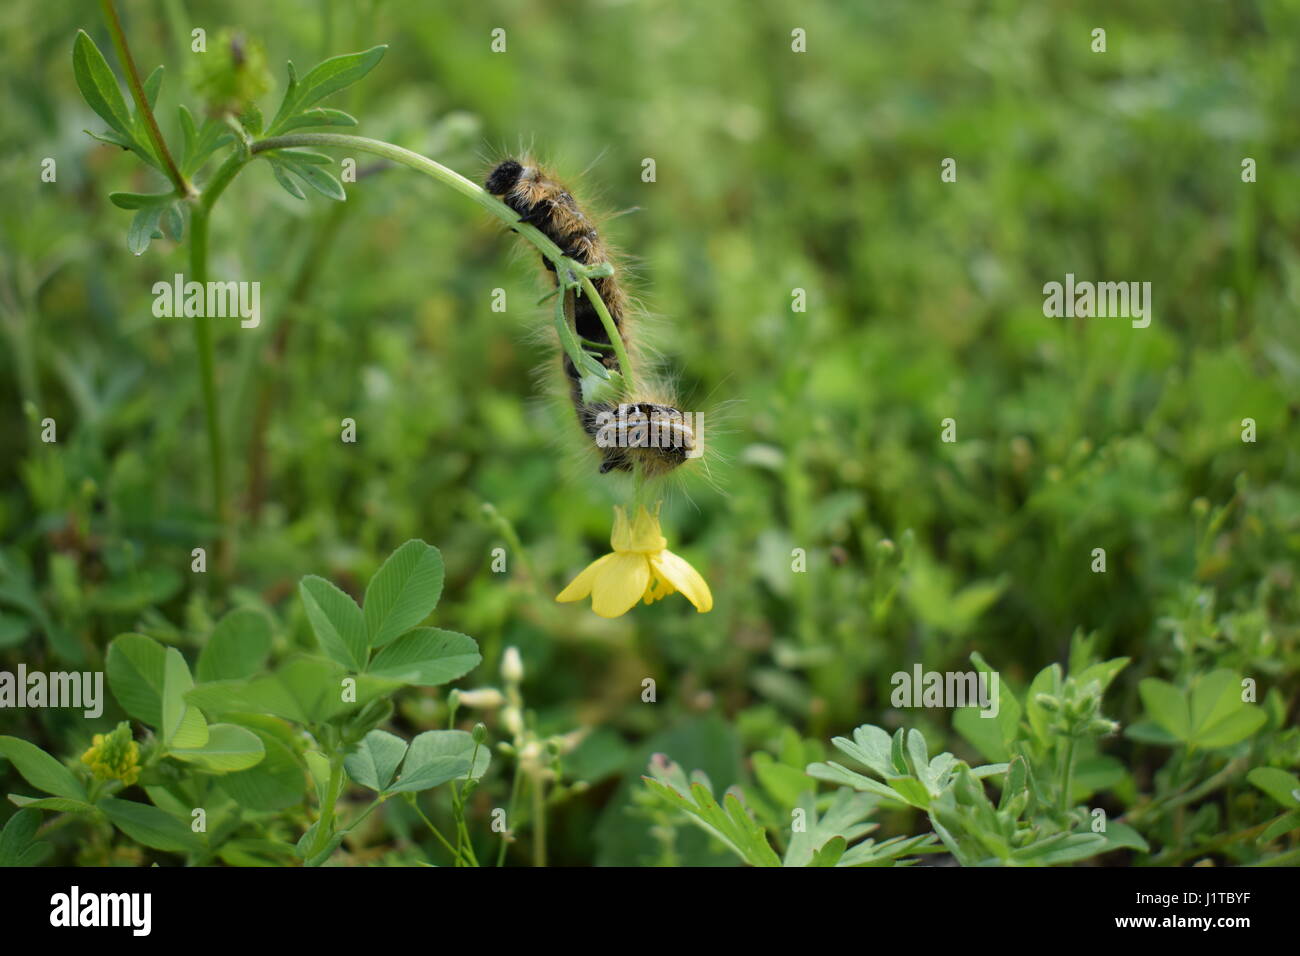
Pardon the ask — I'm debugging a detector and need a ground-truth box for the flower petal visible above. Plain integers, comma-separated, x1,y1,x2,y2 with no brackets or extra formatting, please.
626,505,668,552
591,552,652,618
556,553,614,603
609,506,631,551
650,549,713,613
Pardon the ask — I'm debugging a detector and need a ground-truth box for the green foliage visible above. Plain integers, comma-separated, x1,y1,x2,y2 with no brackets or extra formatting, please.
2,0,1298,868
1,539,482,865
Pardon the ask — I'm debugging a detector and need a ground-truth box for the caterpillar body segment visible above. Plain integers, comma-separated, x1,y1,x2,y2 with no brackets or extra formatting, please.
486,158,697,477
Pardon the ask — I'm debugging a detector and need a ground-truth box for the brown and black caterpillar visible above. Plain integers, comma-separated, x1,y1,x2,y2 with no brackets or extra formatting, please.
485,158,697,477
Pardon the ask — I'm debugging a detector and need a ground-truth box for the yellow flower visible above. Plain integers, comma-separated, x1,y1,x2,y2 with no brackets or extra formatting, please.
557,504,713,618
81,721,141,787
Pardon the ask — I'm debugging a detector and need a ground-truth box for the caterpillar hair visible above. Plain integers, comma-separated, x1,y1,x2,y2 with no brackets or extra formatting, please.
485,157,697,478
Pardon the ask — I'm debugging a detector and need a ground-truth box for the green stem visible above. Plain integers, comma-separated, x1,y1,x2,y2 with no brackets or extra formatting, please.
532,774,547,867
338,793,387,837
251,133,636,392
1120,756,1245,828
1059,737,1076,815
497,762,523,867
406,794,472,866
187,203,230,576
99,0,194,197
308,755,344,858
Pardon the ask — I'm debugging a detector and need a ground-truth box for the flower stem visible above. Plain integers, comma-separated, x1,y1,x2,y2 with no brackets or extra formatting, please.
1059,737,1076,815
406,793,472,865
531,775,547,867
497,762,523,867
187,203,230,575
251,133,636,392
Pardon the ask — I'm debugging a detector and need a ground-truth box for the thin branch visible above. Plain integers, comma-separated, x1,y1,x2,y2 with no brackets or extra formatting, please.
252,133,637,392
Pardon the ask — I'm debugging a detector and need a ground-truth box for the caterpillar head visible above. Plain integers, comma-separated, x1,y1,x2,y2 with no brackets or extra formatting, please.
584,400,701,478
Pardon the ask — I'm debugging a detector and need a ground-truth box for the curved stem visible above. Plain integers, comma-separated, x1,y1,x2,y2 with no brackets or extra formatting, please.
251,133,636,392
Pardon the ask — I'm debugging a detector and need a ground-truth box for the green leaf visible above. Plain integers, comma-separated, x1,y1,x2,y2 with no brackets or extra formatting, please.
179,109,233,177
168,723,265,772
806,760,901,802
808,836,846,866
161,202,183,241
1013,832,1110,865
277,107,359,131
197,607,273,682
1140,671,1267,750
178,104,198,165
8,794,97,814
386,755,472,794
751,752,811,808
0,736,87,801
141,65,163,109
127,205,165,256
642,759,782,867
97,796,201,854
186,655,395,724
783,789,878,867
344,730,407,791
367,627,479,686
238,103,264,136
1123,719,1180,746
1074,657,1130,695
1138,678,1190,740
106,632,167,727
161,648,208,749
1259,811,1300,844
1188,670,1267,749
401,730,490,786
299,575,367,670
0,809,51,867
364,541,446,648
270,45,387,133
1101,821,1150,853
277,158,346,201
270,159,307,199
109,191,175,210
1247,768,1300,809
84,127,135,150
1025,663,1063,746
73,31,134,139
296,820,345,865
217,733,305,812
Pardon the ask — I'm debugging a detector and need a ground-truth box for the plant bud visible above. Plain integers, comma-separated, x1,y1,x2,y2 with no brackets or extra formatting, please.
458,688,505,709
502,646,524,683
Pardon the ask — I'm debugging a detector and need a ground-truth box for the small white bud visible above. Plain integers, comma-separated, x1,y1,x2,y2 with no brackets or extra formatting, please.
502,706,524,737
502,646,524,683
457,688,506,709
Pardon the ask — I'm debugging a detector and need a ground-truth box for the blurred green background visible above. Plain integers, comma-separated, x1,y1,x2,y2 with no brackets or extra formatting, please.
1,0,1297,865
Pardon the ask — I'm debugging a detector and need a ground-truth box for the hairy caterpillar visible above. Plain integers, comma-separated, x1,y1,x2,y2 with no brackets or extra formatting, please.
485,158,697,477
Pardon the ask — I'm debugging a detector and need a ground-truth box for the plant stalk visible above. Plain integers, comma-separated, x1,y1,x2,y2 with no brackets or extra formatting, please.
251,133,636,392
99,0,194,197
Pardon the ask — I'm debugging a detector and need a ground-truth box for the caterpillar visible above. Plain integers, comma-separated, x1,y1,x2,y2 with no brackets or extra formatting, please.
485,157,697,477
